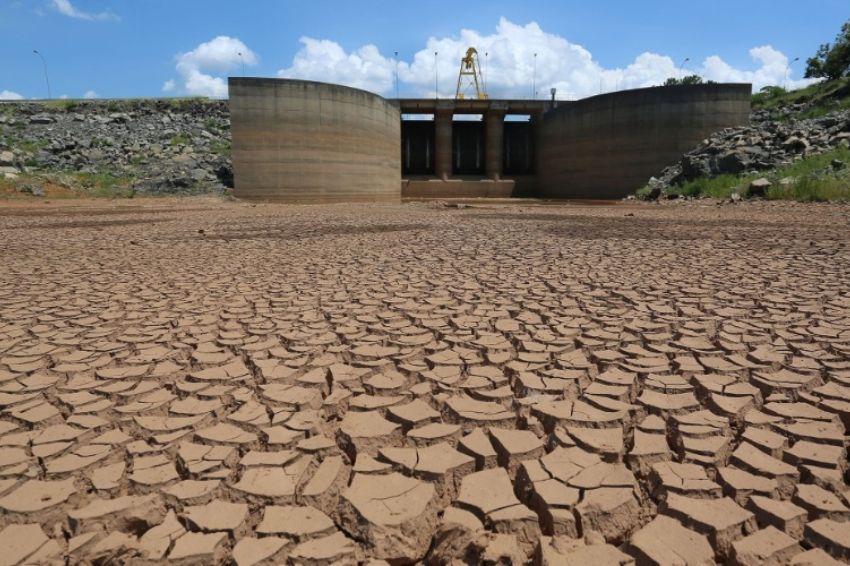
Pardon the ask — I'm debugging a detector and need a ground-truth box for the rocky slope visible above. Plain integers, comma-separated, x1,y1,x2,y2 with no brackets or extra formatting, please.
641,105,850,198
0,99,231,196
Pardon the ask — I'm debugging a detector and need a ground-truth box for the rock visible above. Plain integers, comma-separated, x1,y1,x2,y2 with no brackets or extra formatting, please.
747,178,771,197
0,150,14,166
636,105,850,197
831,159,845,170
0,99,232,195
782,136,810,152
717,151,749,174
681,155,712,180
29,113,55,124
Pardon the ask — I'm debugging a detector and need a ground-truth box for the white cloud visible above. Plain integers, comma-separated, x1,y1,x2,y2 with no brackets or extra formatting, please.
50,0,119,21
278,38,393,93
277,17,814,99
83,90,98,99
0,90,24,100
166,36,258,98
701,45,814,90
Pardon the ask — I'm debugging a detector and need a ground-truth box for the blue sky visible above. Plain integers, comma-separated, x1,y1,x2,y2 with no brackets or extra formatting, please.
1,0,847,100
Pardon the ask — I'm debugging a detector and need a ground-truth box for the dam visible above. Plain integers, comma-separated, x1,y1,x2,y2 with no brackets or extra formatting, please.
228,77,751,202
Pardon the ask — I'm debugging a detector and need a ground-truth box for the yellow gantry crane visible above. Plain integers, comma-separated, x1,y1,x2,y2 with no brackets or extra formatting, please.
455,47,488,100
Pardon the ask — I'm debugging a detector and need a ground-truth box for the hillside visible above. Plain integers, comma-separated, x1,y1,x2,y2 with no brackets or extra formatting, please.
0,98,230,197
637,79,850,201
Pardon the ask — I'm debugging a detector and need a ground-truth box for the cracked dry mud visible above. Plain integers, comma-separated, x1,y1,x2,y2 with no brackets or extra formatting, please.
0,197,849,565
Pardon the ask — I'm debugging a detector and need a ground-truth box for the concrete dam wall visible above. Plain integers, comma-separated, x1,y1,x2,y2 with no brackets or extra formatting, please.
229,78,401,203
537,83,752,199
229,79,751,202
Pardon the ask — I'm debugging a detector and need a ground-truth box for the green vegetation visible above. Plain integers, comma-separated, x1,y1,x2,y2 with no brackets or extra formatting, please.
663,75,705,86
658,146,850,202
42,99,82,111
71,172,136,198
168,97,207,111
751,78,850,119
806,20,850,81
666,174,752,199
13,139,48,153
209,139,231,157
90,137,114,148
203,118,221,132
169,133,192,146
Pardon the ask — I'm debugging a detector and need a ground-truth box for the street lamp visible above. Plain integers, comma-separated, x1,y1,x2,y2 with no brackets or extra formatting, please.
550,87,556,102
394,50,399,98
784,57,799,90
434,51,438,99
33,49,51,99
532,52,537,99
484,51,488,95
678,57,690,81
237,52,245,77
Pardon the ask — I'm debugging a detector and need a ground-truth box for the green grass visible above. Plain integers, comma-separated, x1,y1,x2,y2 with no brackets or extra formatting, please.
203,118,220,132
209,139,231,157
14,139,49,153
168,97,208,111
661,146,850,202
669,173,755,199
42,99,82,112
796,96,850,119
751,78,850,121
170,133,192,146
766,175,850,201
71,172,136,197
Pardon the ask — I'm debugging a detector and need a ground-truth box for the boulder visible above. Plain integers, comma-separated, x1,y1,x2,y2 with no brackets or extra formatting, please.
747,178,771,197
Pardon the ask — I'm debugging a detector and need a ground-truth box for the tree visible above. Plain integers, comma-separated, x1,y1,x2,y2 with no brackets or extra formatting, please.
805,20,850,81
663,75,704,86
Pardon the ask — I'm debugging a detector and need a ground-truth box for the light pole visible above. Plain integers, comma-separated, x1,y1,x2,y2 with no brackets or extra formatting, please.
33,49,51,99
784,57,799,90
550,87,556,102
237,52,245,77
484,51,488,95
678,57,690,81
434,51,438,99
394,51,399,98
532,52,537,99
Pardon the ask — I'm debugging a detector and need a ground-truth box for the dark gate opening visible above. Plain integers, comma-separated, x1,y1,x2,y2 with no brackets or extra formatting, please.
452,120,485,175
504,120,535,175
401,120,435,175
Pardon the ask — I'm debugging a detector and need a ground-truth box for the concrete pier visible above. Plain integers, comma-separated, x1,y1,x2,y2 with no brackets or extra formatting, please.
485,105,506,181
434,107,453,182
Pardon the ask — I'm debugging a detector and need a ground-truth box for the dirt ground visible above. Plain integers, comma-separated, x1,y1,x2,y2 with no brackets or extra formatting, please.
0,197,849,565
